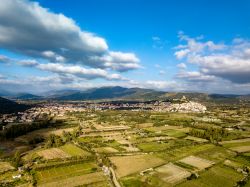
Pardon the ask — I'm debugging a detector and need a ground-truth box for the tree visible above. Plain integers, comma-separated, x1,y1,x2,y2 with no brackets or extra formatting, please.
12,151,22,168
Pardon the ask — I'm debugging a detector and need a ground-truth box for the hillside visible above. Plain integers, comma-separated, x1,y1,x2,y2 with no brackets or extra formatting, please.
9,93,42,100
52,86,164,101
43,86,250,103
0,97,30,114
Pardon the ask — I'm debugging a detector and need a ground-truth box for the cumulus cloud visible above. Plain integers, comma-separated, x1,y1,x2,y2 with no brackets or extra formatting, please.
0,55,11,63
33,62,125,80
177,63,187,69
176,71,217,82
0,0,140,71
90,51,141,72
18,59,38,66
174,32,226,60
145,80,182,90
174,33,250,84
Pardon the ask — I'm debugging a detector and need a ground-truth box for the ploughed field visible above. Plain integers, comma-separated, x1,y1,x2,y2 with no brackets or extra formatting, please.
1,105,250,186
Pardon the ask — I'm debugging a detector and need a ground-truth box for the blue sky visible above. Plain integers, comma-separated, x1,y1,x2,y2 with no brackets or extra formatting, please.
0,0,250,94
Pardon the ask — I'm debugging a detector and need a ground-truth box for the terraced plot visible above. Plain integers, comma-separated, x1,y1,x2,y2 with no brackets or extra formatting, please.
155,163,191,185
37,162,98,185
37,148,70,159
38,172,108,187
219,138,250,153
109,154,165,178
184,136,208,143
179,156,215,170
94,146,119,153
219,138,250,145
230,146,250,153
177,165,243,187
59,144,91,156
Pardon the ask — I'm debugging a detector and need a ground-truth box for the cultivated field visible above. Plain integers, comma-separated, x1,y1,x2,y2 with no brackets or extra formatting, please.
229,146,250,153
38,172,108,187
94,146,119,153
155,163,191,184
109,154,165,178
184,136,208,143
0,162,15,173
59,143,91,156
177,165,243,187
36,162,98,185
179,156,215,171
2,103,250,186
37,148,70,159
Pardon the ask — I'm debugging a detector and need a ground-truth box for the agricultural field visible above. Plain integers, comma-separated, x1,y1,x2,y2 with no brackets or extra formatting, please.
36,162,109,187
37,148,71,159
178,156,215,171
0,161,15,173
176,165,243,187
109,154,165,178
1,102,250,186
59,143,91,157
155,163,191,185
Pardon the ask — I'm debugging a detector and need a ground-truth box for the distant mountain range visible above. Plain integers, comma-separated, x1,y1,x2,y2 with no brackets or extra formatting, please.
0,97,30,114
8,93,43,100
49,86,165,101
1,86,250,102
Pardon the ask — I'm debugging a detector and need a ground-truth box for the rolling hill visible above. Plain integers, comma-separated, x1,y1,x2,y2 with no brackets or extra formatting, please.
9,93,42,100
0,97,30,114
50,86,165,101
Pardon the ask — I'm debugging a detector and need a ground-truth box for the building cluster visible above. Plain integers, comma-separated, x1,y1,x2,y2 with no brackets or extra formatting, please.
0,100,207,124
0,103,87,124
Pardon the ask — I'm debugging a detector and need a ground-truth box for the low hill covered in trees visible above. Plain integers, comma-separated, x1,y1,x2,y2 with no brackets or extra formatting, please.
0,97,30,114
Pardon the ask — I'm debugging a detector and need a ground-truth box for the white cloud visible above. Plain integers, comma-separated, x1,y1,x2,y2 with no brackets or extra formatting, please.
42,51,66,62
176,71,217,82
18,59,38,66
145,80,182,90
177,63,187,69
36,63,124,80
175,32,226,60
174,49,190,60
159,70,166,75
90,51,141,72
0,0,140,71
0,55,11,63
174,33,250,84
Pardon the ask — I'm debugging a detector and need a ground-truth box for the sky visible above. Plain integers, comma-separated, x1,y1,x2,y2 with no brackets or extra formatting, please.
0,0,250,94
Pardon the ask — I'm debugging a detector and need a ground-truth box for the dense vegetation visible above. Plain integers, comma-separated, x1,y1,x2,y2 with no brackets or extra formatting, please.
0,97,30,114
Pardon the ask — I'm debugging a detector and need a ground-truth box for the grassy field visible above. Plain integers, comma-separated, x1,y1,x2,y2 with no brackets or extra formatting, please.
120,177,145,187
0,162,15,173
37,148,70,160
177,165,243,187
184,136,208,143
59,143,91,156
94,146,119,153
137,142,173,152
38,172,109,187
137,139,193,153
36,162,98,185
155,163,191,185
178,156,214,171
